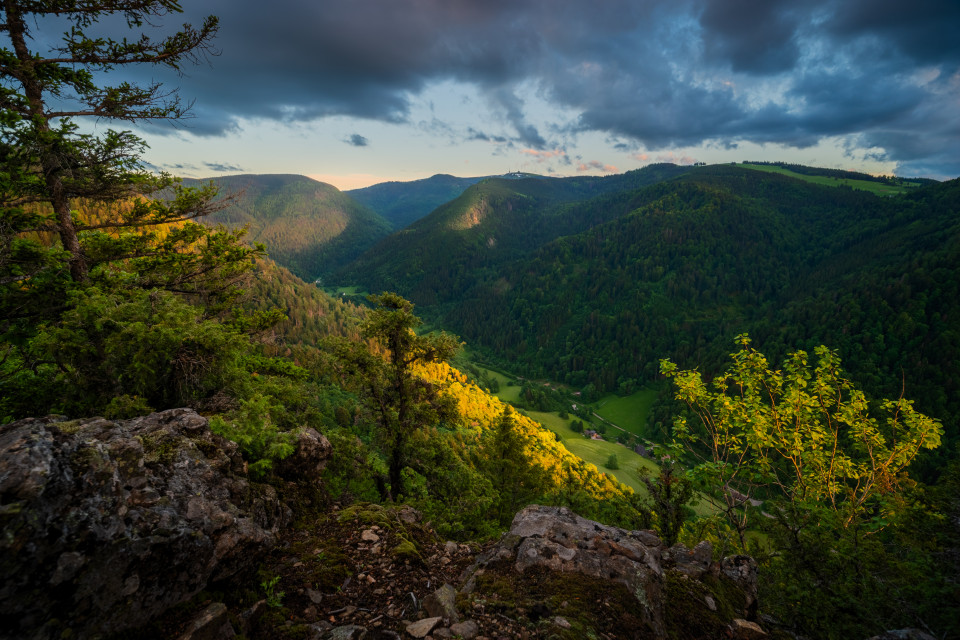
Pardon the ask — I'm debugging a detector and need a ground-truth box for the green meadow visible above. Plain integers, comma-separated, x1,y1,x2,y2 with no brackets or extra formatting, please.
474,364,718,515
526,410,657,493
469,365,520,403
594,388,658,436
740,163,920,196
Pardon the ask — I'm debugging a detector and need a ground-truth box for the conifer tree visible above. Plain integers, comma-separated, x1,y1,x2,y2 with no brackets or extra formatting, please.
334,292,460,499
0,1,241,295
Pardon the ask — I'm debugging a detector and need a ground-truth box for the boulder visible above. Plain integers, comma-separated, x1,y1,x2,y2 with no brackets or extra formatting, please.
176,602,236,640
276,427,332,483
0,408,320,640
422,583,459,622
405,616,441,638
461,505,761,639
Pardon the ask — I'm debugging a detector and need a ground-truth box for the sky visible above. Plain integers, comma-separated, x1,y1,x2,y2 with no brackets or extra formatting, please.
71,0,960,189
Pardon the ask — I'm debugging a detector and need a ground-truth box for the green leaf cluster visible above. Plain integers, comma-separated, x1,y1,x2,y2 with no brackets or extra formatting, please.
1,286,251,419
662,336,950,638
210,395,297,480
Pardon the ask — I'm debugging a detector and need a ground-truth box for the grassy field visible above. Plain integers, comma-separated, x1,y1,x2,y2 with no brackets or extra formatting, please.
594,388,657,436
476,366,523,403
527,410,658,494
529,410,716,516
329,285,368,295
472,365,724,515
741,163,920,196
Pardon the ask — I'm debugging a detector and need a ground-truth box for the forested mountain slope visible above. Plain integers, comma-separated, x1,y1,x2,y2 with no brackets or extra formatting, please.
187,174,391,282
347,173,486,230
341,165,960,466
242,258,364,352
334,163,689,300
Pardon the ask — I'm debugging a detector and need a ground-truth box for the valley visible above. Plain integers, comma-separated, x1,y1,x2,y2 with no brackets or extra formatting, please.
465,362,659,495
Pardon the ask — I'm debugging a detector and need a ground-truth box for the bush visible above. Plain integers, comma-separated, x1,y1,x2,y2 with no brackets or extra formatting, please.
210,394,297,480
5,287,251,418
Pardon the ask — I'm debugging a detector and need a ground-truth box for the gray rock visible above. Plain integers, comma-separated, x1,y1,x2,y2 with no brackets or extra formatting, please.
328,624,368,640
0,409,327,640
462,505,762,639
397,505,421,524
666,540,715,579
465,505,664,633
277,428,332,483
730,618,768,639
304,621,333,639
449,619,479,638
423,583,459,622
722,554,760,617
405,617,442,638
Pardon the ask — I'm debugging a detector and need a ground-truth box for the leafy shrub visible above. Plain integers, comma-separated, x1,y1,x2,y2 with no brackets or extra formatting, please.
210,394,297,480
5,287,251,418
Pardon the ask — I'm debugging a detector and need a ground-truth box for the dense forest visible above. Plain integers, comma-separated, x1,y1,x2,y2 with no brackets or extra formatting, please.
187,174,393,283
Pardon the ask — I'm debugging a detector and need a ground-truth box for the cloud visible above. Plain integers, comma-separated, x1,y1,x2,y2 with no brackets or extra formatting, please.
346,134,369,147
203,161,245,173
90,0,960,176
698,0,806,74
466,128,509,143
520,148,566,160
654,153,697,165
577,160,619,173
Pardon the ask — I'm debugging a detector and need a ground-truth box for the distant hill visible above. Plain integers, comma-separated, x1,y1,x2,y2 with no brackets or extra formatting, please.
186,174,391,283
347,174,486,230
334,164,689,301
347,172,561,230
242,258,364,352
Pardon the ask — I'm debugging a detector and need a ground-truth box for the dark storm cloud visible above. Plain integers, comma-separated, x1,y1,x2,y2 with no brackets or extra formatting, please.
697,0,805,74
112,0,958,177
826,0,960,65
346,134,369,147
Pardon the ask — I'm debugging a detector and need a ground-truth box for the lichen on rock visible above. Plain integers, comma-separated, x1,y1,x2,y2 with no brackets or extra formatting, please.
459,504,763,639
0,408,328,640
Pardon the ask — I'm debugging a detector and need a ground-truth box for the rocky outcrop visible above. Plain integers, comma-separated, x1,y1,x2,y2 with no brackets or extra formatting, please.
277,427,334,483
0,408,328,640
460,505,761,639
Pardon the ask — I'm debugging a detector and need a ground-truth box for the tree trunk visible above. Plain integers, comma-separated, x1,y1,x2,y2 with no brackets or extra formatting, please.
5,0,88,282
48,168,88,282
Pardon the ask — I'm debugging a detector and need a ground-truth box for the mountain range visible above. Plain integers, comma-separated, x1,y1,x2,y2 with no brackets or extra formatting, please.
190,163,960,473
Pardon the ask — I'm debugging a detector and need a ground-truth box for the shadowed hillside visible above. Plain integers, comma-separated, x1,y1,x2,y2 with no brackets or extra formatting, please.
187,174,391,283
347,173,485,230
